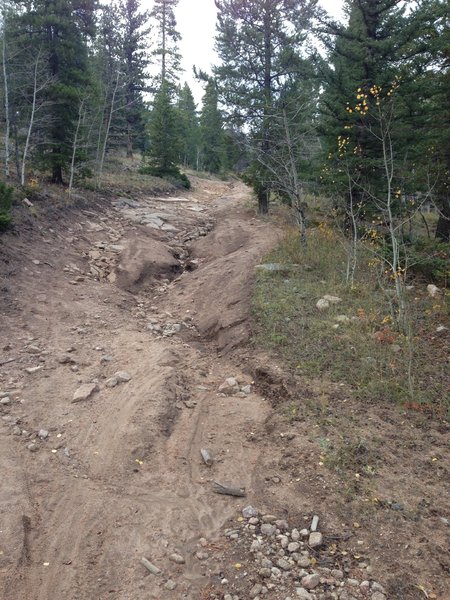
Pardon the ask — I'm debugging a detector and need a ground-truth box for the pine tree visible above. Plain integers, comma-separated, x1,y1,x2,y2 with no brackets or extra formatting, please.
214,0,316,213
150,0,182,89
118,0,151,157
146,81,181,175
13,0,97,183
199,79,224,173
177,83,200,169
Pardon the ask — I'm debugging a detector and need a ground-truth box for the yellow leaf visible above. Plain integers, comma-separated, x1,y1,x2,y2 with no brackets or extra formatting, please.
234,563,242,569
353,522,360,529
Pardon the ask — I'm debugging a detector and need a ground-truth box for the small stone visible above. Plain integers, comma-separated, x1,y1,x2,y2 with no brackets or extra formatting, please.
169,553,185,564
300,529,309,537
276,558,292,571
279,535,289,548
195,550,209,560
58,354,75,364
371,594,386,600
262,514,277,523
218,377,239,395
335,315,350,323
164,579,177,590
296,589,313,600
427,284,440,297
297,556,311,568
72,383,99,403
105,377,119,388
27,443,38,452
25,366,42,374
250,539,261,552
12,426,22,436
360,581,370,594
308,532,323,548
347,579,359,586
371,583,385,593
310,515,319,532
38,429,49,439
331,569,344,580
241,384,252,395
249,517,259,525
275,519,289,530
261,524,276,536
250,584,263,598
259,567,272,578
243,505,258,518
0,397,10,405
100,355,113,363
301,574,320,589
115,371,131,382
288,542,300,553
316,298,330,310
291,529,300,541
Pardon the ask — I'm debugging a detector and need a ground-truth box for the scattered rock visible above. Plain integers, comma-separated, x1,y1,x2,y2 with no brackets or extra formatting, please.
296,589,313,600
115,371,131,382
58,353,75,364
169,553,185,565
260,523,276,536
371,593,386,600
105,377,119,388
164,580,177,590
162,323,182,337
250,583,263,598
218,377,240,395
316,298,330,310
195,550,209,560
301,574,320,589
308,532,323,548
27,443,38,452
427,284,440,297
12,426,22,436
0,397,11,405
335,315,350,323
25,366,42,374
72,383,99,403
242,506,258,518
38,429,49,439
240,384,252,395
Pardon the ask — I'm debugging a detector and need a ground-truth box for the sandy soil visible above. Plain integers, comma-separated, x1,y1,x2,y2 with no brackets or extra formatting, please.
0,176,448,600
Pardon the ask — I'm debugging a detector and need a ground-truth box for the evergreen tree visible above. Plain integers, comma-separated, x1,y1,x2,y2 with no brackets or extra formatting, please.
214,0,316,213
177,82,200,169
14,0,97,183
146,81,181,175
199,79,224,173
118,0,151,157
150,0,181,88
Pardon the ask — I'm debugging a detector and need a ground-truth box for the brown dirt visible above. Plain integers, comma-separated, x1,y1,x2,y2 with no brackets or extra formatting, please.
0,175,448,600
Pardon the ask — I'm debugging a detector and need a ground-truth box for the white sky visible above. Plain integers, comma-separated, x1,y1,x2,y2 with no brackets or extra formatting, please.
143,0,345,104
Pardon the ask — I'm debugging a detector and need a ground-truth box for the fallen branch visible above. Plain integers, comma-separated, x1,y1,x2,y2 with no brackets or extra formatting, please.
212,481,246,497
140,556,161,575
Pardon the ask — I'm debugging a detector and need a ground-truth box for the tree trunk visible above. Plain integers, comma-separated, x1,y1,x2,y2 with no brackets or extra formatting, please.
435,196,450,242
258,185,269,214
2,31,10,178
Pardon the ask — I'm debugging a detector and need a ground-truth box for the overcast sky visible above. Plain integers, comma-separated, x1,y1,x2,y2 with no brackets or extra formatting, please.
143,0,345,103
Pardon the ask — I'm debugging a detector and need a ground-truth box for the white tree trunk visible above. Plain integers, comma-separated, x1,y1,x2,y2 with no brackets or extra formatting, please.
2,30,10,178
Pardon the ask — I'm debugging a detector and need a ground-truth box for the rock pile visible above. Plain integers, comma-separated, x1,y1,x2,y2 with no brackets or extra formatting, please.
204,509,386,600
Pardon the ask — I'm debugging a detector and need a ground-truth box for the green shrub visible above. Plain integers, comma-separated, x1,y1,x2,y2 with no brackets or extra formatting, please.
139,164,191,189
0,181,13,231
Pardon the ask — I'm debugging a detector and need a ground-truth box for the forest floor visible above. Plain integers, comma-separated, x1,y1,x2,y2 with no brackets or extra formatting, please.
0,174,448,600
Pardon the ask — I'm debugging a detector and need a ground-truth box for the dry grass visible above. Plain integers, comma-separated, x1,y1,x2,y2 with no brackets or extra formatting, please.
253,224,449,415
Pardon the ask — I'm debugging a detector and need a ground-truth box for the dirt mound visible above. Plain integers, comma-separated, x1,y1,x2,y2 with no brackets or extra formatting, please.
115,235,180,291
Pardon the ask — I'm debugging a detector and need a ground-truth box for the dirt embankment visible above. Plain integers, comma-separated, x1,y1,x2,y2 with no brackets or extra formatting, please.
0,175,448,600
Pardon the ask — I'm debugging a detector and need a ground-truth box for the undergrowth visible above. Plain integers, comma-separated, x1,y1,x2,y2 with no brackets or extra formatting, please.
253,225,449,416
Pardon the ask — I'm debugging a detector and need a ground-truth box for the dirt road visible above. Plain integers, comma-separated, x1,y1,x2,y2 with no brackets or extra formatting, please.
0,177,280,599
